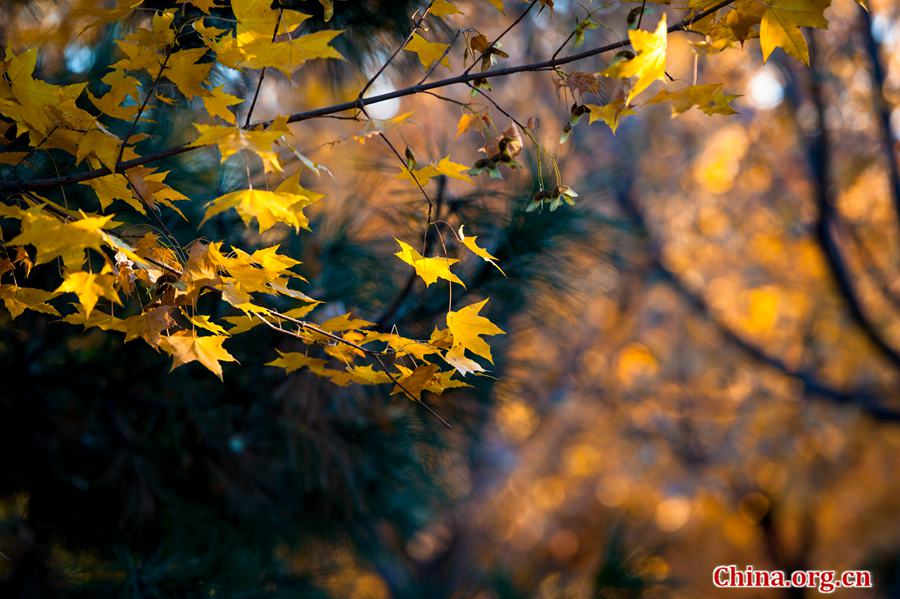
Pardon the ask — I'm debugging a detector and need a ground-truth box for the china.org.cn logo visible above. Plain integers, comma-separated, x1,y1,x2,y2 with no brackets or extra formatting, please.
713,564,873,594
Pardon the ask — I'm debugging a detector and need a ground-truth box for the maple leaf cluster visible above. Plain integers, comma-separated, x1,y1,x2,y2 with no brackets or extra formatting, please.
0,0,835,416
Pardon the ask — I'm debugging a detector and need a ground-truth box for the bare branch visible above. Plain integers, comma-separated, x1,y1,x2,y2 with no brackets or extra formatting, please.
804,35,900,369
859,7,900,226
612,177,900,422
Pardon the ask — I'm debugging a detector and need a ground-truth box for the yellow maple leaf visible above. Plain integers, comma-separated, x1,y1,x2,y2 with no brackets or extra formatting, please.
208,4,343,73
189,314,228,335
446,298,504,364
62,304,125,332
398,156,474,186
200,243,282,294
586,99,636,134
202,86,243,124
112,11,175,74
458,225,505,275
647,83,739,117
126,167,189,217
404,33,451,70
0,285,60,319
266,350,329,375
120,306,175,346
233,0,310,44
392,363,441,400
426,368,471,394
55,269,122,317
165,48,212,99
82,174,143,214
241,31,345,74
74,129,123,172
202,177,321,233
444,344,486,376
344,364,392,385
10,207,114,268
0,48,90,143
362,332,439,360
395,239,464,287
602,14,668,104
160,331,237,380
456,113,476,138
431,0,463,17
249,243,304,275
191,118,289,173
760,0,830,66
319,313,375,332
88,69,141,121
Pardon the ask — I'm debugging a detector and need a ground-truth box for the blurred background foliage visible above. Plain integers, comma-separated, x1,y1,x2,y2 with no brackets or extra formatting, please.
2,0,900,597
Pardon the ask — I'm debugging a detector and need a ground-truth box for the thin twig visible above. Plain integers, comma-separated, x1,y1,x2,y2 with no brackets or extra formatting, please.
358,2,433,101
243,8,284,128
377,177,447,326
117,48,172,169
422,91,468,106
122,171,186,263
257,312,452,428
463,0,538,75
418,29,462,84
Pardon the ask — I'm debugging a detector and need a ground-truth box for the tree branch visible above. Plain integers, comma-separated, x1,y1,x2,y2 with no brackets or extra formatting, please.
0,0,737,193
612,176,900,423
859,6,900,226
804,35,900,369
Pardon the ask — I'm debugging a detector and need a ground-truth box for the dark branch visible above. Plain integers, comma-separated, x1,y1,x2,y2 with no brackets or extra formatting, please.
613,182,900,422
804,35,900,369
859,6,900,226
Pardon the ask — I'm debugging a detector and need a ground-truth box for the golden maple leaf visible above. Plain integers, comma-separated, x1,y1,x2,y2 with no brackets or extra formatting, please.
159,331,237,380
55,269,122,317
586,99,636,134
404,33,451,70
458,225,505,275
647,83,740,117
446,298,505,366
0,285,60,319
602,14,668,104
760,0,831,66
395,239,464,287
397,156,474,186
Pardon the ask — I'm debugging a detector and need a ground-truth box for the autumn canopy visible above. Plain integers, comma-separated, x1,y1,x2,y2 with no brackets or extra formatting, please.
2,0,899,596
